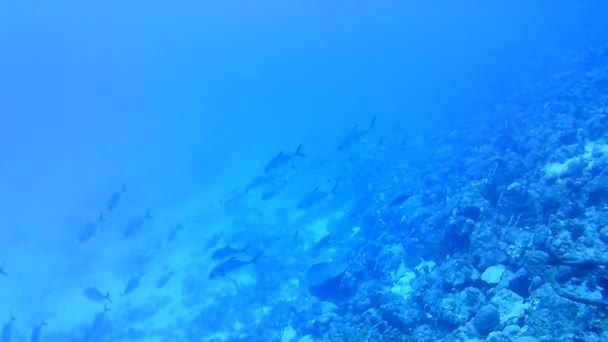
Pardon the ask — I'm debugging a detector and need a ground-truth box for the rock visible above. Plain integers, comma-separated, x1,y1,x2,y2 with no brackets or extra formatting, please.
482,265,506,284
473,304,500,335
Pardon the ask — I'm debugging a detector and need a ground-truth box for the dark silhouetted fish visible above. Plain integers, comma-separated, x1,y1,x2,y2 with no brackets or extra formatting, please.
261,177,288,200
209,252,261,278
202,232,222,252
350,193,374,217
313,234,331,251
245,175,269,193
1,316,15,342
81,305,110,342
106,184,126,212
388,193,411,208
155,269,174,289
83,287,113,304
124,273,144,295
338,115,376,151
264,145,306,173
79,212,104,244
296,181,339,210
29,320,47,342
123,211,152,238
167,222,184,243
211,245,249,260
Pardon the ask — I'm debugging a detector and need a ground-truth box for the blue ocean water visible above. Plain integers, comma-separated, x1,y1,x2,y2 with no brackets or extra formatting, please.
1,1,608,341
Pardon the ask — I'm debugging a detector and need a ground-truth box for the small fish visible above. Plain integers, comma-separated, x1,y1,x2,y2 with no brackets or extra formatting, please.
79,212,104,244
338,115,376,151
209,252,262,278
106,184,126,212
350,193,374,217
155,269,174,289
313,234,331,251
244,175,269,193
211,245,249,260
123,273,144,295
388,192,411,208
167,222,184,243
261,177,288,200
1,316,15,342
83,287,113,304
123,211,152,237
202,232,222,252
264,145,306,174
29,320,47,342
296,181,339,210
79,304,111,342
0,267,6,276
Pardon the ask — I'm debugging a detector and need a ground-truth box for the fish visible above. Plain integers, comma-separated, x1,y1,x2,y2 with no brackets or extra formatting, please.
264,145,306,174
29,320,47,342
313,234,331,251
245,175,269,193
296,181,339,210
79,212,105,244
0,267,6,276
350,193,374,217
209,252,262,278
83,287,113,304
167,222,184,243
261,177,288,200
124,273,144,295
123,211,152,237
155,269,174,289
388,192,411,208
202,232,222,252
338,115,376,151
81,305,110,342
211,245,249,260
1,316,15,342
106,184,126,212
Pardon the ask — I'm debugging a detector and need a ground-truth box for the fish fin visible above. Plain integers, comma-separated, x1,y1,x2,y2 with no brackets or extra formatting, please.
105,292,113,304
242,245,250,253
250,251,262,264
294,144,306,157
353,124,360,130
369,115,377,129
277,151,284,157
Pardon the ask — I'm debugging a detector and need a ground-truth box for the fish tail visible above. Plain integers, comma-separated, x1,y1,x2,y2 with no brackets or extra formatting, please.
242,244,250,253
250,251,262,264
369,115,377,129
295,144,306,157
105,292,113,304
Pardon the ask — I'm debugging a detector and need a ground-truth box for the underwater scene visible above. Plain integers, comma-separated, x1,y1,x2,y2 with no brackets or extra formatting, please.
2,1,608,342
